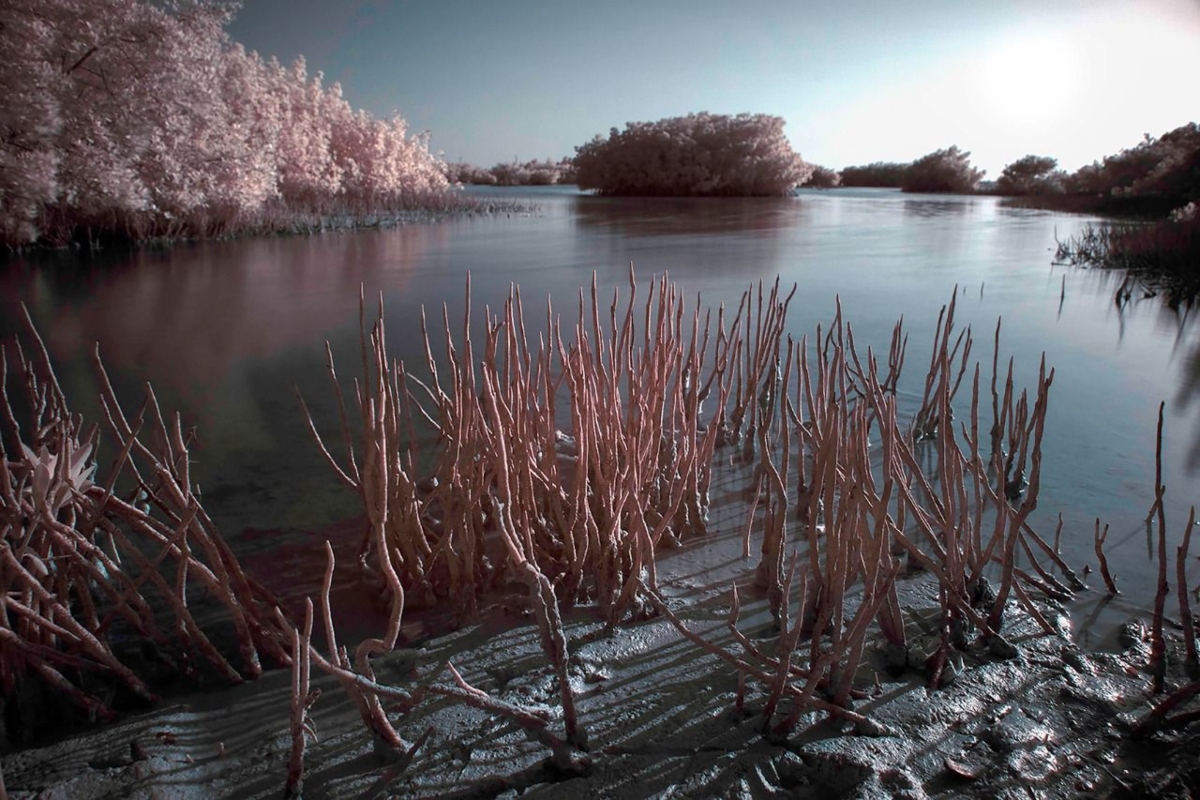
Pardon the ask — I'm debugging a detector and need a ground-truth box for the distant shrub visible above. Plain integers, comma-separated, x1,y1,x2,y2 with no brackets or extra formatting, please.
447,157,575,186
839,162,909,188
901,146,985,193
801,165,842,188
446,162,496,185
557,159,579,185
573,112,812,196
996,155,1064,196
488,161,529,186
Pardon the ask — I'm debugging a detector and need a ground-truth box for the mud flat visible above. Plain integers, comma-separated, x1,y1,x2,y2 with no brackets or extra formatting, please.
4,560,1198,800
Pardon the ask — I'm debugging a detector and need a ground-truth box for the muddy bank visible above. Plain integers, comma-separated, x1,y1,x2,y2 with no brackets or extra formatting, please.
4,568,1198,799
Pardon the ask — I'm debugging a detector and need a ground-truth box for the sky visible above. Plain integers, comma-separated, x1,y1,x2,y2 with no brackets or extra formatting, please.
227,0,1200,178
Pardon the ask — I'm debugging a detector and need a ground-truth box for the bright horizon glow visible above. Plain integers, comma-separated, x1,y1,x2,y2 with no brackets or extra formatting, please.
227,0,1200,178
971,31,1083,134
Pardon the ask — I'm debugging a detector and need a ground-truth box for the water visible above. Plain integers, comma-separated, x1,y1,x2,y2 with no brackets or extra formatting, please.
2,186,1197,642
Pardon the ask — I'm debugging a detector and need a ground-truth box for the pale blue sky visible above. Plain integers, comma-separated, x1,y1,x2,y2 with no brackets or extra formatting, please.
228,0,1200,177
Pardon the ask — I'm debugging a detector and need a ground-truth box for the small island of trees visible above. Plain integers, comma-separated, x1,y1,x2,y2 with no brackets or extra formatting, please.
831,148,986,193
572,112,813,197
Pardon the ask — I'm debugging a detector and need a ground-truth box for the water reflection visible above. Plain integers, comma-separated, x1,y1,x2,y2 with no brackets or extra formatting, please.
899,196,980,217
1181,340,1200,470
1107,288,1200,471
574,195,805,237
1057,267,1198,391
1,226,444,408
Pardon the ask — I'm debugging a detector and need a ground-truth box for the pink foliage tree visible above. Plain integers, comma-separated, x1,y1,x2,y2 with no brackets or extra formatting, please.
0,0,450,246
573,112,813,197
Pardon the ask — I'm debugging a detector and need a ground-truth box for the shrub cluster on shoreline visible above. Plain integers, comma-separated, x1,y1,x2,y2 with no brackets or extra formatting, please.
827,124,1199,285
572,112,813,197
839,161,910,188
0,0,452,247
799,165,842,189
836,147,986,193
999,124,1199,211
1022,124,1200,288
837,123,1198,211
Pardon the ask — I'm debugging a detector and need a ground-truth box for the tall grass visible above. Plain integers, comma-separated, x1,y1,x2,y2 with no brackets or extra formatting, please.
1055,209,1200,297
301,271,739,626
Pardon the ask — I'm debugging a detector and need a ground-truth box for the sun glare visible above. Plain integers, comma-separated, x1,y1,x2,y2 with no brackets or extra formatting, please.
972,32,1080,133
967,6,1200,170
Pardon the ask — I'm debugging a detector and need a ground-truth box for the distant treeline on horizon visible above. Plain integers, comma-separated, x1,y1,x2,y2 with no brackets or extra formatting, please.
816,123,1199,218
451,123,1199,221
444,158,578,187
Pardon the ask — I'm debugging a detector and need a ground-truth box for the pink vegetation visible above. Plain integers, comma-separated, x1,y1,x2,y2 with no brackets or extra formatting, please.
0,0,450,246
573,112,813,197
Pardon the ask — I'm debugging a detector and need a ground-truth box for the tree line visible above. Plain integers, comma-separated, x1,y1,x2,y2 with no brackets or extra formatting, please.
824,123,1199,216
445,158,577,187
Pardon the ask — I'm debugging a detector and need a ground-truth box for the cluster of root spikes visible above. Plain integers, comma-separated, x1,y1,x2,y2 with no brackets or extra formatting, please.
1,306,289,729
3,271,1197,798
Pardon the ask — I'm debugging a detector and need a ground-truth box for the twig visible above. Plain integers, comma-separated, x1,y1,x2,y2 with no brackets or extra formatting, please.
1095,519,1119,595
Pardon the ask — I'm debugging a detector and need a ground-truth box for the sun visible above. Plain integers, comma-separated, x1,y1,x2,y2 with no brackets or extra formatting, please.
972,32,1081,133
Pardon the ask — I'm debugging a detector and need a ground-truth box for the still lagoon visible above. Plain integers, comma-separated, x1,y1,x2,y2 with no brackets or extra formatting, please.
2,186,1197,640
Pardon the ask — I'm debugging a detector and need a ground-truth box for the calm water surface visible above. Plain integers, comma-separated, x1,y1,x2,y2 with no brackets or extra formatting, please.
2,187,1197,640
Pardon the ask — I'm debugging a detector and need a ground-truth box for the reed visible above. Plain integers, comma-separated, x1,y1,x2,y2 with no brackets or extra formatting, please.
302,268,742,627
1179,507,1198,679
1134,505,1200,736
633,284,1072,735
6,272,1135,789
1054,215,1200,294
277,541,425,765
277,539,589,782
647,579,893,739
1,307,291,738
1096,401,1200,736
1094,519,1119,595
1149,403,1170,692
287,277,1200,773
285,600,317,798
